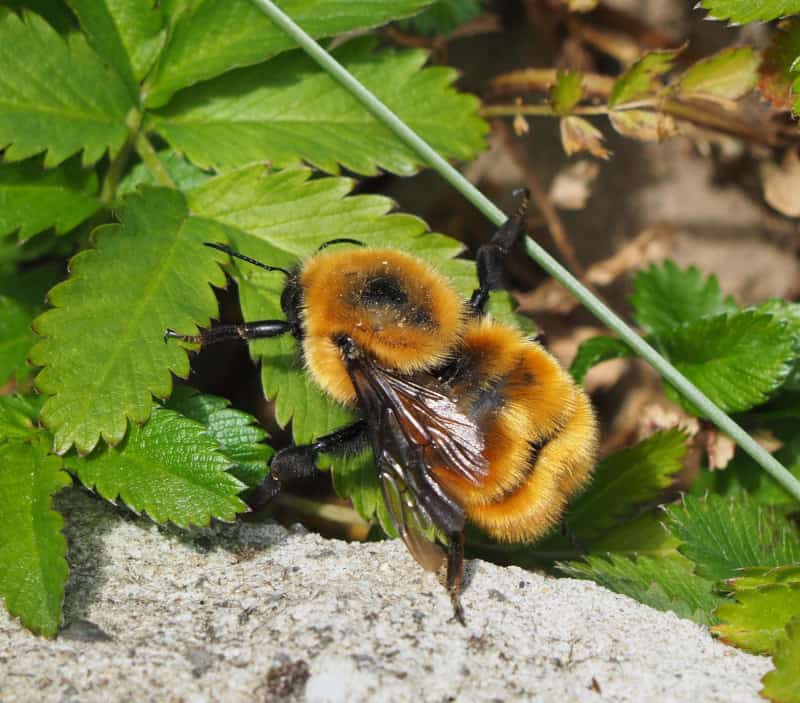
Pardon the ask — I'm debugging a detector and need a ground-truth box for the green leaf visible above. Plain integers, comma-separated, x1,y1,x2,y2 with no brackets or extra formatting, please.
665,494,800,582
151,38,487,175
569,335,633,384
763,617,800,703
65,406,246,526
0,8,134,166
118,149,211,195
398,0,481,36
713,566,800,655
165,386,271,488
30,187,229,455
660,312,795,414
0,155,100,241
186,166,515,522
0,261,64,311
759,19,800,110
0,394,42,443
0,438,70,636
566,430,687,540
588,513,682,559
145,0,434,107
609,49,679,108
0,295,34,383
698,1,800,23
679,47,760,100
560,554,723,624
3,0,77,34
550,70,584,115
631,261,738,336
65,0,166,95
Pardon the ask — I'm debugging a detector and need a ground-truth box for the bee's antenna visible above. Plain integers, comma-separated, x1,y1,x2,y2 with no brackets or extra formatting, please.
204,242,290,277
511,187,530,220
316,238,366,252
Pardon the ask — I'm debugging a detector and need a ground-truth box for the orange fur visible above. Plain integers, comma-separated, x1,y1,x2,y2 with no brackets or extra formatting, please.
301,248,465,404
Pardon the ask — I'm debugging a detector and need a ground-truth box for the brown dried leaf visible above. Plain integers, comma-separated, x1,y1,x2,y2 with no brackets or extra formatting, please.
609,109,678,141
760,148,800,218
759,19,800,110
560,116,611,159
705,430,736,471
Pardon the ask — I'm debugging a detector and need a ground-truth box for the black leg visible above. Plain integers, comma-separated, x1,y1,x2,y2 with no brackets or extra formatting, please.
440,531,466,626
248,420,368,510
164,320,292,346
469,188,530,315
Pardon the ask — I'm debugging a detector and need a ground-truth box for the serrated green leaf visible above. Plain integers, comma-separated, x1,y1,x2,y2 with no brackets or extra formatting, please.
185,166,515,522
0,155,100,241
0,394,42,443
679,47,760,100
165,386,271,488
762,617,800,703
151,38,487,176
145,0,434,107
65,406,246,526
631,260,738,336
0,261,64,311
760,19,800,110
587,513,682,559
65,0,166,96
0,9,134,166
30,187,229,455
713,569,800,655
3,0,77,34
569,335,633,384
118,149,211,196
698,0,800,23
398,0,481,36
560,554,723,624
665,494,800,582
0,438,70,636
566,430,687,540
729,564,800,591
0,295,34,383
550,70,584,115
660,312,794,414
609,49,679,108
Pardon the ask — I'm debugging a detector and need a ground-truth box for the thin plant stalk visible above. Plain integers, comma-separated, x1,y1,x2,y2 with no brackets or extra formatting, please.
250,0,800,503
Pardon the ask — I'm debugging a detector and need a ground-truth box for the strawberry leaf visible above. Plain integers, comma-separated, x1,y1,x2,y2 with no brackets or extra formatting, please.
609,49,679,108
550,70,584,115
0,295,34,384
0,437,70,637
145,0,434,107
65,406,247,527
762,617,800,703
151,38,487,175
678,47,760,100
759,19,800,110
631,261,738,336
569,335,633,384
698,1,800,23
30,187,229,455
65,0,167,96
0,9,133,166
665,494,800,582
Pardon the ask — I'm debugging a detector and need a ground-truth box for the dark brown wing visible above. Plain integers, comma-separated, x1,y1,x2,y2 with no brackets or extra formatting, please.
346,355,485,571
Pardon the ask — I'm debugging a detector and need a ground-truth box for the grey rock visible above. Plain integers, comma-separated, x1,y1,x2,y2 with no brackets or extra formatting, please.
0,491,771,702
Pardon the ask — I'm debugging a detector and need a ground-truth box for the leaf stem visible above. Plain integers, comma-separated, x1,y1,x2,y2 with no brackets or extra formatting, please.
250,0,800,503
100,108,143,204
134,133,176,189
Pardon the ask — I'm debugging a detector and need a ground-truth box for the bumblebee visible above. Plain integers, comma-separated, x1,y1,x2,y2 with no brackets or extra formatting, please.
166,193,598,621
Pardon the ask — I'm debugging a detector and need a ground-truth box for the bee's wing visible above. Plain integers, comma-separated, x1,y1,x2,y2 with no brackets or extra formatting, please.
347,356,481,572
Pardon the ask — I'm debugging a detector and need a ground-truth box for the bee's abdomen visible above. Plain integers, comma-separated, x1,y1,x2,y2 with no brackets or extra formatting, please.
433,319,598,543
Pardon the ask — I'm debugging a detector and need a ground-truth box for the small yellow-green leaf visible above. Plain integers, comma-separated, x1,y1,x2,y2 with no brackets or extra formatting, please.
713,569,800,655
679,47,760,100
609,109,677,141
550,70,584,115
0,438,70,637
762,617,800,703
609,48,679,108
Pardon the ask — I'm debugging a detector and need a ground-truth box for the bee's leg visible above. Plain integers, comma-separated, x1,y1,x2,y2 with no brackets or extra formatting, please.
164,320,293,346
469,188,530,315
441,530,466,626
248,420,368,510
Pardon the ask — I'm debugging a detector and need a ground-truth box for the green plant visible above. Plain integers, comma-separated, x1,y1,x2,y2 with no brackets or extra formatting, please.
3,3,800,699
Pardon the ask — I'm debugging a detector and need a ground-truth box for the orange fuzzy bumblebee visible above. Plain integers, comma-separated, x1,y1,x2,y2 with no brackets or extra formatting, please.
166,194,598,621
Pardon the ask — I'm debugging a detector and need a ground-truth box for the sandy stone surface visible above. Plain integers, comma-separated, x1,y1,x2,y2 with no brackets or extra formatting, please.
0,491,771,703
